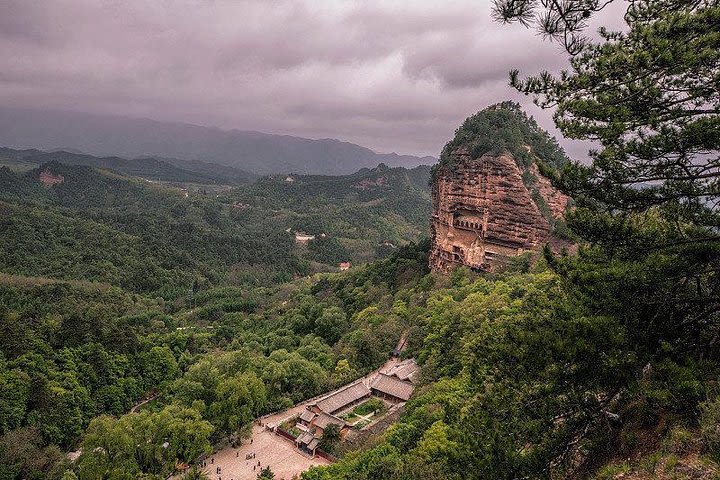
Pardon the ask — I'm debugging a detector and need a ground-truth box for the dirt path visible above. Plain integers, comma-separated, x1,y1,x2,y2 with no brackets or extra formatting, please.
394,331,409,354
129,393,158,414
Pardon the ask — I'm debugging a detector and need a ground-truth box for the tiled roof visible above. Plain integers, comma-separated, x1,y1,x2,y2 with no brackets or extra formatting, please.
299,409,316,423
384,359,419,383
313,411,345,430
370,373,414,401
297,431,315,446
314,382,371,414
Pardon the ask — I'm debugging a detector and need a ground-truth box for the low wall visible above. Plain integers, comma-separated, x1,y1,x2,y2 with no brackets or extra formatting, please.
336,404,405,455
275,427,297,442
315,449,337,462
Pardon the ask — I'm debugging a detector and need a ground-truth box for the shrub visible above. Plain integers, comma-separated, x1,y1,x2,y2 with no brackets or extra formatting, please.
665,426,697,455
594,462,630,479
664,454,680,472
354,398,385,416
640,452,663,474
700,397,720,458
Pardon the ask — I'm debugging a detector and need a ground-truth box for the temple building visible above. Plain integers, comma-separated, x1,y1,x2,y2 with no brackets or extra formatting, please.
370,359,418,403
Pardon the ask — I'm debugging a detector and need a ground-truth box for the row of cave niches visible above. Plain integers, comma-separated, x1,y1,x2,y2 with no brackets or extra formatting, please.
438,248,492,272
453,219,481,231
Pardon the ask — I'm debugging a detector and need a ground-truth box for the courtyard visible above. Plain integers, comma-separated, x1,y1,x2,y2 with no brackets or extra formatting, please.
199,424,329,480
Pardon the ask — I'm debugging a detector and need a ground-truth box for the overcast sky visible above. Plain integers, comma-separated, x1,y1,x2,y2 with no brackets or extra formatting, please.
0,0,626,159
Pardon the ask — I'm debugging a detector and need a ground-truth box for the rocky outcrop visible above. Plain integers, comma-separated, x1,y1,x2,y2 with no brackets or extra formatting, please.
429,147,570,273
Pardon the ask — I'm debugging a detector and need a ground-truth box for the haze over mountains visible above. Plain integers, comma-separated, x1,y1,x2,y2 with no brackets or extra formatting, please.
0,108,436,175
0,147,256,185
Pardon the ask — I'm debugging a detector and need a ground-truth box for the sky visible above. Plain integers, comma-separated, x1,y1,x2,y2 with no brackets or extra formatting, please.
0,0,626,159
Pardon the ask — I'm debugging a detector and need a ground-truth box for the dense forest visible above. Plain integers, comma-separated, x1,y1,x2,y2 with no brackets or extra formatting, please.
0,161,431,296
434,100,570,175
303,1,720,479
1,0,718,479
0,240,430,479
0,158,433,478
220,164,431,266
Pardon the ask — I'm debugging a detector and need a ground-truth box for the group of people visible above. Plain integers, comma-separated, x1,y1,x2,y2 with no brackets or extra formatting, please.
200,447,265,480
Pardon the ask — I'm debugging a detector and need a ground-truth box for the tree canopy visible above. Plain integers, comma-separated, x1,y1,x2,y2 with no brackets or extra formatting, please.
494,0,720,359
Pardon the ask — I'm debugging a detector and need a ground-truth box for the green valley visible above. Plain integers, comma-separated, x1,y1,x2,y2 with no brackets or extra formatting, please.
0,159,431,296
1,1,718,479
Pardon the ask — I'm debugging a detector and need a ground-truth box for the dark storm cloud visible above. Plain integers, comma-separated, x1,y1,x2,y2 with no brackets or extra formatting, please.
0,0,625,158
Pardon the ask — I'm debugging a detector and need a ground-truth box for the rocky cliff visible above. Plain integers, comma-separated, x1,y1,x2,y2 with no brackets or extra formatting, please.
429,102,572,273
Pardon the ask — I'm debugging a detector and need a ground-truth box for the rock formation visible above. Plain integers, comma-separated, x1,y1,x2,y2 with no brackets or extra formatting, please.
429,103,572,273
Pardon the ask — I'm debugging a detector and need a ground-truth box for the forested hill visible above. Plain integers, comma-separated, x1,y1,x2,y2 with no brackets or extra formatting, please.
0,146,255,185
222,164,432,265
0,107,436,175
0,227,431,479
434,101,570,177
0,161,431,296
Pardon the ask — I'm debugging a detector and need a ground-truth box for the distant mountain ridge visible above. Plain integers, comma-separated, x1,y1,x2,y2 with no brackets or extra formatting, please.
0,107,436,175
0,146,255,185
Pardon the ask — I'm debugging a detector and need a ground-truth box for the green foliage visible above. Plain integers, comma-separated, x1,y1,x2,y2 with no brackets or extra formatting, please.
665,426,697,455
318,424,341,454
701,396,720,459
314,307,348,344
0,162,432,296
593,462,632,480
61,471,79,480
506,1,720,358
305,272,636,479
0,428,69,480
307,236,351,265
434,101,569,176
223,164,432,269
0,240,428,477
353,398,385,416
76,405,213,478
548,211,720,358
0,283,172,447
0,163,306,295
256,466,275,479
489,5,720,477
206,372,267,433
182,466,209,480
510,1,719,231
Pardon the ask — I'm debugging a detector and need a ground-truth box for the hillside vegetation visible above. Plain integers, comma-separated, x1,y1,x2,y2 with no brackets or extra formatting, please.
0,240,430,479
1,2,718,478
0,147,255,185
221,164,431,266
298,2,720,479
0,161,431,296
303,262,720,479
435,101,570,175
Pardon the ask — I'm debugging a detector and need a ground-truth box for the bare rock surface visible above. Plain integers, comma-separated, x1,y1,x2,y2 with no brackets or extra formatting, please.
429,148,570,273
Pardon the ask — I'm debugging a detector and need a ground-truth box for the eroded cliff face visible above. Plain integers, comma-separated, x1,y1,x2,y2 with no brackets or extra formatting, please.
429,147,570,273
